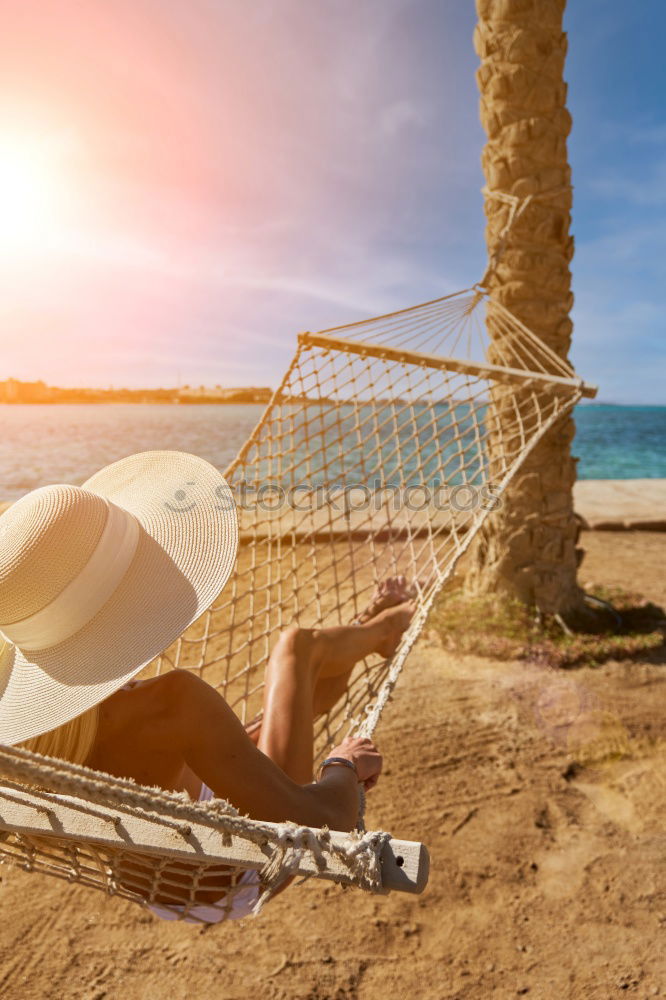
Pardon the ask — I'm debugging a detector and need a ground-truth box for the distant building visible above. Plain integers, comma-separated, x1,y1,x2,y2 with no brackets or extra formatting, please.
0,379,20,402
0,379,50,402
176,386,272,403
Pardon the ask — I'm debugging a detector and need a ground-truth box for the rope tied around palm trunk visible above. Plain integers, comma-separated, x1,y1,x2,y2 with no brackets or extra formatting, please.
479,184,573,289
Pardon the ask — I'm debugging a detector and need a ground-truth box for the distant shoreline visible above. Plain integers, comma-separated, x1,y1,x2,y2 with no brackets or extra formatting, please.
0,378,273,405
0,399,268,405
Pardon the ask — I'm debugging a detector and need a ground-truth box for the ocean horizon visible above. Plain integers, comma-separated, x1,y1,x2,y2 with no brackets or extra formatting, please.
1,402,664,502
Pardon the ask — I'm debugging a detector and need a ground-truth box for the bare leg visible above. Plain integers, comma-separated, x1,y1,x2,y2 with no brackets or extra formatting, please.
312,577,417,714
258,602,413,783
245,577,416,746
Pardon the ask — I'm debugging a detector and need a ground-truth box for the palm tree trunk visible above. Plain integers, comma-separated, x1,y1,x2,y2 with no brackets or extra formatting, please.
466,0,582,614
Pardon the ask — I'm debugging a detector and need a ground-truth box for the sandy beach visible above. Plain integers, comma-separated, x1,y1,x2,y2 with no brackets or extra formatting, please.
0,512,664,997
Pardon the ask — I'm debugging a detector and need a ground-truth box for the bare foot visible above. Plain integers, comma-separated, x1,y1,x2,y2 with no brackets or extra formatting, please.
354,576,417,624
367,600,416,659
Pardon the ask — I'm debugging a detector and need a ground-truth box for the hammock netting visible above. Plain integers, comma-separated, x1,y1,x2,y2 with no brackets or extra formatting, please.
0,286,593,922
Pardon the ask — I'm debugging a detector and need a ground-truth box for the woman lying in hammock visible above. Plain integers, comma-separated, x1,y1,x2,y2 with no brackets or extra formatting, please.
87,576,414,831
21,579,413,922
0,452,415,923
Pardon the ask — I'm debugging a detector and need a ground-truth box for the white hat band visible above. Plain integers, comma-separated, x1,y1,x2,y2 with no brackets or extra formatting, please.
0,499,140,653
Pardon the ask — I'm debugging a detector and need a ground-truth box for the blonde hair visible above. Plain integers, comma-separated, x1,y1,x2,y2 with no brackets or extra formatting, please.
17,703,100,766
0,635,100,767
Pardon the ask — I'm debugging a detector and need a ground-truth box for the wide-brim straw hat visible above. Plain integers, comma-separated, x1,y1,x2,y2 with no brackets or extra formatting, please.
0,451,238,745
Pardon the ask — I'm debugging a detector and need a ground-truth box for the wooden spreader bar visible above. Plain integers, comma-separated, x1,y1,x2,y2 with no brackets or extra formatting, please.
299,332,598,400
0,789,430,895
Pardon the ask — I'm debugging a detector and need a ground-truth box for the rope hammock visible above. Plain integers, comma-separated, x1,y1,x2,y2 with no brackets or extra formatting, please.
0,283,596,923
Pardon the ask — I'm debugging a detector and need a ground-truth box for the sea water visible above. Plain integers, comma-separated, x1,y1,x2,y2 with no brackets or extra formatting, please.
0,402,664,502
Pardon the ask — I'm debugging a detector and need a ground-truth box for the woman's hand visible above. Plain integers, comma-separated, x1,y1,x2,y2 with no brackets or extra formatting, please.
327,736,383,791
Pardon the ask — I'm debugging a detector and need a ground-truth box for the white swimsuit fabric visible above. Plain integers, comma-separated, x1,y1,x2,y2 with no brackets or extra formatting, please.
147,781,261,924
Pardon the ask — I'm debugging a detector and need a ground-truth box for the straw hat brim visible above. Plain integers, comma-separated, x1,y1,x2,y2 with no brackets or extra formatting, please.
0,451,238,745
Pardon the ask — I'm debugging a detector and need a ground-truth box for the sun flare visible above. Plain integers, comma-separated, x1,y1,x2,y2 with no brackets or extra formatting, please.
0,133,67,253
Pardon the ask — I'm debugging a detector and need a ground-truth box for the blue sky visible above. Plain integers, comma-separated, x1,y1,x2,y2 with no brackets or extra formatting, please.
0,0,664,403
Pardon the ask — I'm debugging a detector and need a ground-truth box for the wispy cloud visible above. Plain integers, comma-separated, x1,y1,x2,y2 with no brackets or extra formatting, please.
378,99,429,138
586,156,666,208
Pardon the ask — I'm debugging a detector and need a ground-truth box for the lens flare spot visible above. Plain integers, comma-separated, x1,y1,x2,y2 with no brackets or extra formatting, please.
0,132,68,254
